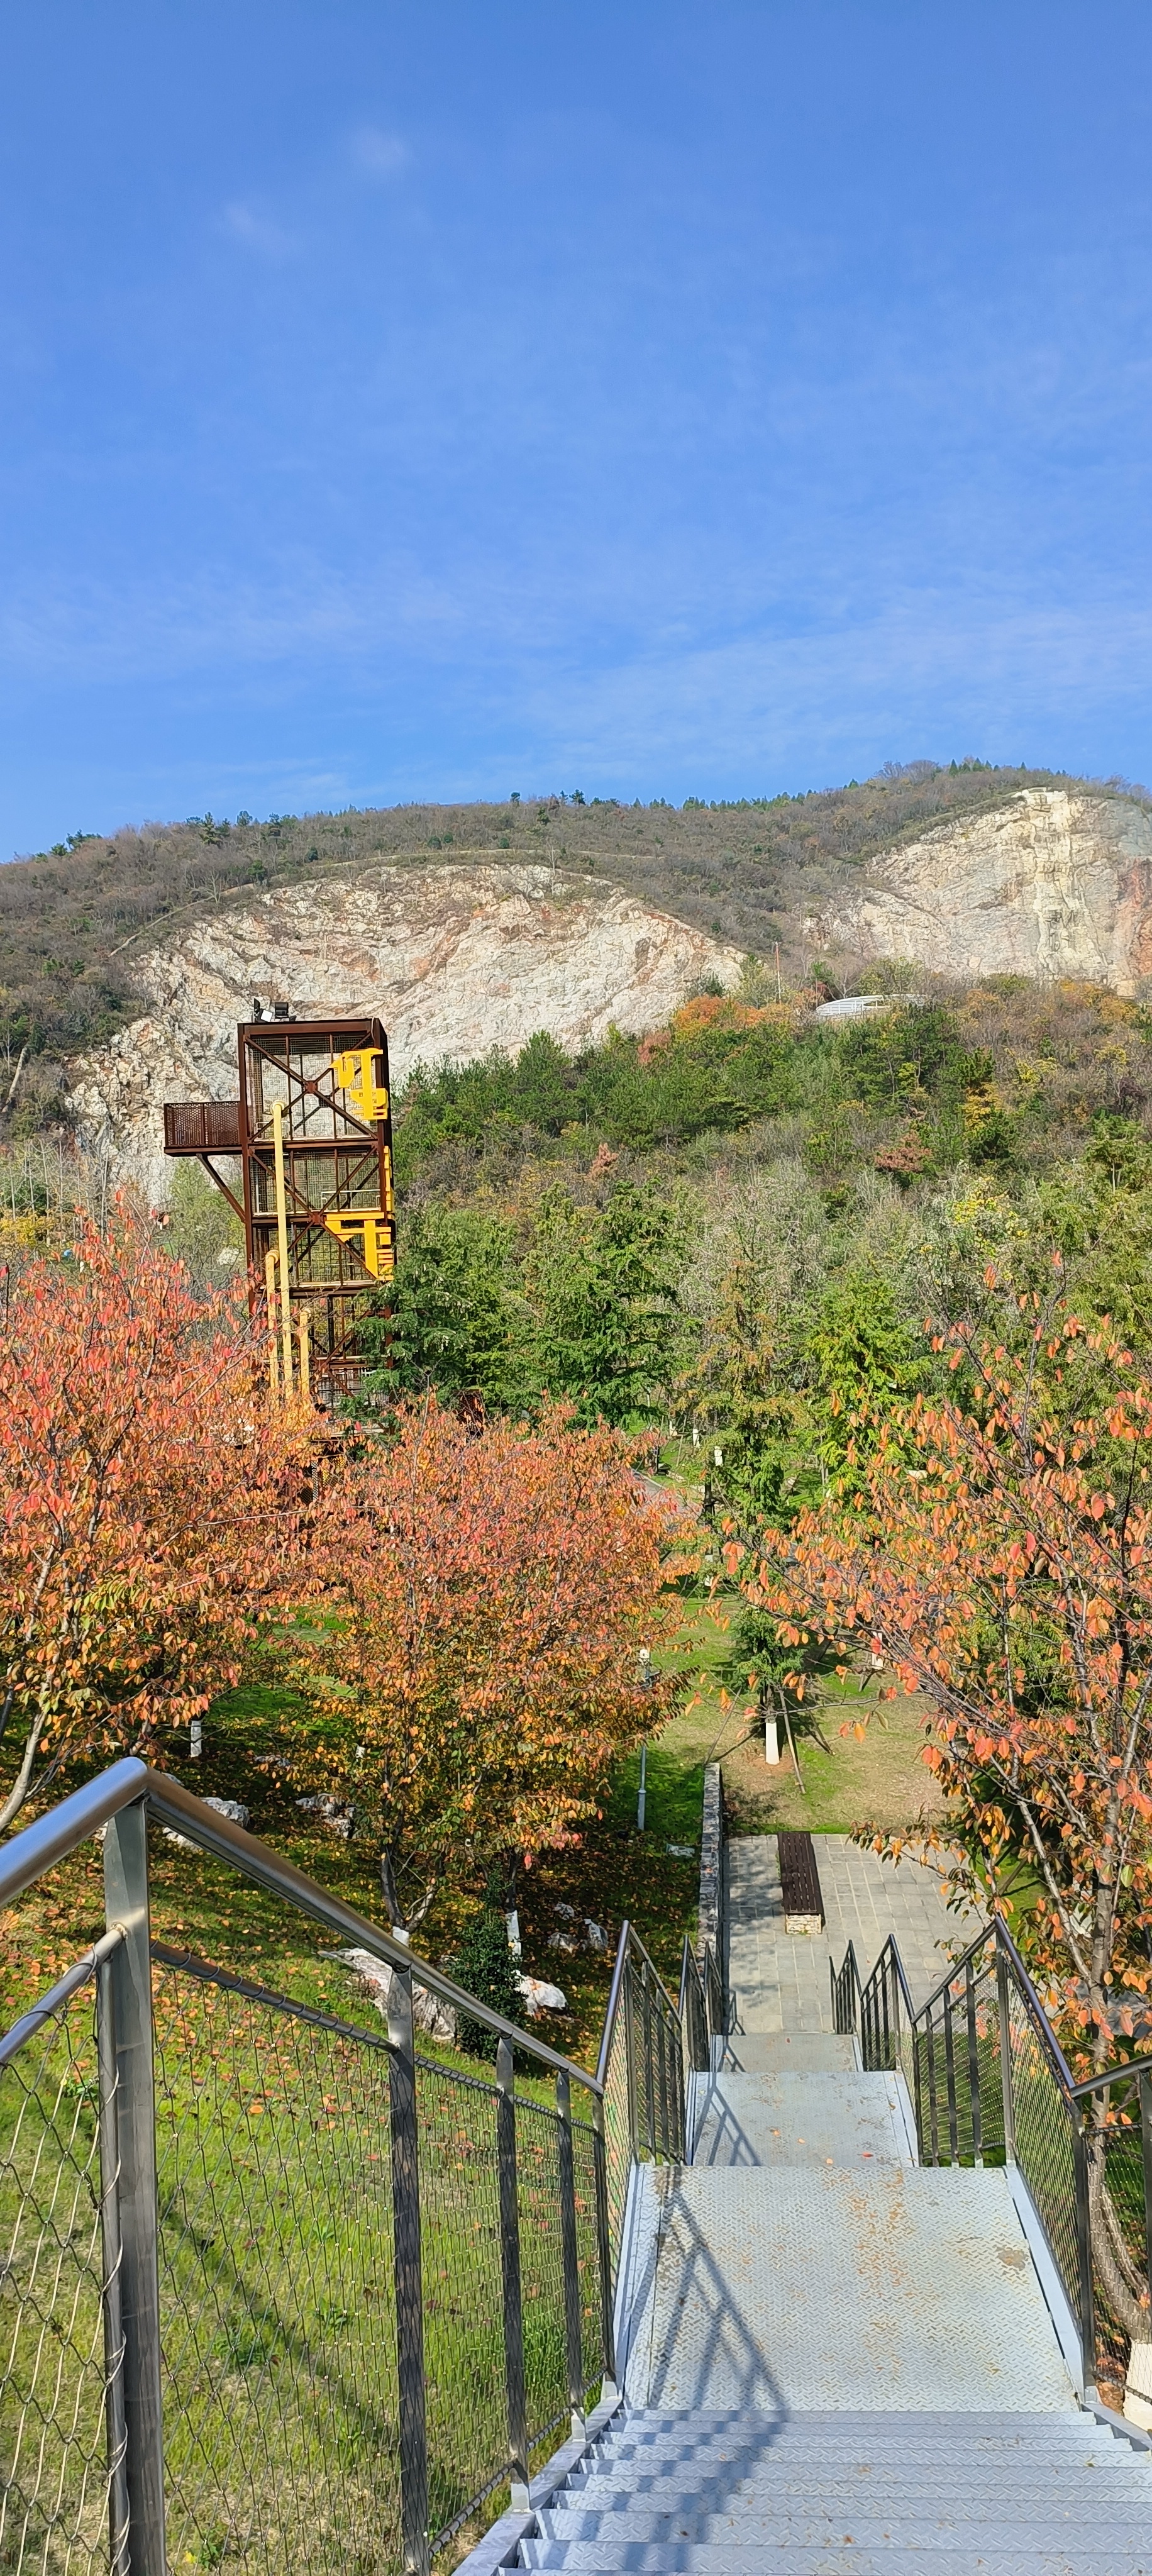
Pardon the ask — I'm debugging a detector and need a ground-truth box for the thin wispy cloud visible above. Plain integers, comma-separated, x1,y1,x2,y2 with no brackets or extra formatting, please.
221,200,297,258
351,127,410,182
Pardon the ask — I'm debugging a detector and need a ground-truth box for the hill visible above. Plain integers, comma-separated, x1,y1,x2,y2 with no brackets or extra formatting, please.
3,758,1144,1135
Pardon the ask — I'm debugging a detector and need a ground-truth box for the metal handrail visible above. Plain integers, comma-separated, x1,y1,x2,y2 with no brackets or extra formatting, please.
1072,2051,1152,2102
0,1757,602,2093
869,1929,919,2023
911,1917,998,2029
0,1754,720,2576
829,1936,861,2033
594,1918,679,2090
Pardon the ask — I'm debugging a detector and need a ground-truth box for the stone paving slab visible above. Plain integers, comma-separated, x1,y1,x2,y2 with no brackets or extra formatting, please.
727,1833,980,2035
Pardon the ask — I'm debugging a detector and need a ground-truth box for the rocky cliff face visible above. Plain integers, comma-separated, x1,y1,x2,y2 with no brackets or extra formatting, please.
68,861,743,1204
813,790,1152,992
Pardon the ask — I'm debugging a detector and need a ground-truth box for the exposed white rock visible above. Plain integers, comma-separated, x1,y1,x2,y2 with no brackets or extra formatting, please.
335,1945,458,2045
813,791,1152,994
67,861,743,1206
517,1974,567,2016
163,1795,250,1852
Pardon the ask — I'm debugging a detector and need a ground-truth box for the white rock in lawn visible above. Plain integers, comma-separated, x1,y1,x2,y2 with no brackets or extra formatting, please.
517,1974,567,2016
163,1796,250,1853
334,1946,458,2046
583,1919,608,1952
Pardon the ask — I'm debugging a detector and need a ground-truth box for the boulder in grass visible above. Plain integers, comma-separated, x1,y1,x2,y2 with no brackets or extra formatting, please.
517,1974,567,2016
334,1946,458,2046
163,1796,250,1853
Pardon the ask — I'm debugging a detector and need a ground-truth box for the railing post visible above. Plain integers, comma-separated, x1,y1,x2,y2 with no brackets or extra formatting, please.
555,2072,585,2433
672,2014,687,2160
911,2023,926,2162
1140,2070,1152,2319
965,1958,983,2166
995,1946,1016,2163
96,1938,130,2576
591,2094,618,2397
1072,2101,1097,2396
496,2036,530,2508
102,1800,165,2576
387,1963,430,2576
924,2000,940,2164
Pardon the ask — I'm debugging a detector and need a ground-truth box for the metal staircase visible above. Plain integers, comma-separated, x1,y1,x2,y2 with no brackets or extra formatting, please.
490,1926,1152,2576
517,2409,1152,2573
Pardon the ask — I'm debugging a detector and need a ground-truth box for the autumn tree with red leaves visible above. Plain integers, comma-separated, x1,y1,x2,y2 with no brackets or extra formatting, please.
0,1213,309,1831
285,1396,681,1931
745,1270,1152,2350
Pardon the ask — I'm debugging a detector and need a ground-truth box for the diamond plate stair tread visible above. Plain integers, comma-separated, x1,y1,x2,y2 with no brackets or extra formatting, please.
690,2072,907,2168
523,2550,1152,2573
632,2167,1076,2411
533,2493,1152,2534
724,2034,858,2073
576,2454,1148,2490
530,2512,1152,2546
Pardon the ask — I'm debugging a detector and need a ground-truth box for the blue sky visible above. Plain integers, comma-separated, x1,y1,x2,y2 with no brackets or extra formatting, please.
1,2,1150,851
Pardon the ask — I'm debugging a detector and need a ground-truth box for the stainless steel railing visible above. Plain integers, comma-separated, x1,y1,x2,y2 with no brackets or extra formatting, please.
0,1757,726,2576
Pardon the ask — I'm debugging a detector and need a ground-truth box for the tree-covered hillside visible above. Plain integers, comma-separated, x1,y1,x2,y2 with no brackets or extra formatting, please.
269,975,1152,1516
1,759,1143,1126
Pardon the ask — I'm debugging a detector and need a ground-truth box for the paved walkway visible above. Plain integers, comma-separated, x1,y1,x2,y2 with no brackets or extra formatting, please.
726,1833,981,2036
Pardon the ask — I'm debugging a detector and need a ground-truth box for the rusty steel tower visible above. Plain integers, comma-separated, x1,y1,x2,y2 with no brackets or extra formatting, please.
163,1006,396,1402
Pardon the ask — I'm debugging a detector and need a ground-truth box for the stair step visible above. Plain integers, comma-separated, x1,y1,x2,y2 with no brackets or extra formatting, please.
724,2033,858,2074
533,2507,1152,2544
520,2546,1152,2574
569,2452,1152,2493
690,2072,908,2169
595,2429,1109,2462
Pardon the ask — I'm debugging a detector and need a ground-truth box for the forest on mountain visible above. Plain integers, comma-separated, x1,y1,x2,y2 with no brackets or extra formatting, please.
0,758,1143,1126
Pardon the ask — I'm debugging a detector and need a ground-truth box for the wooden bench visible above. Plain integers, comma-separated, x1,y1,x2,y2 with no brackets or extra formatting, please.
778,1831,825,1933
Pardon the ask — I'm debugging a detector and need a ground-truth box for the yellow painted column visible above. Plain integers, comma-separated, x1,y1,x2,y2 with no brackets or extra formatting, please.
265,1250,280,1397
272,1100,294,1395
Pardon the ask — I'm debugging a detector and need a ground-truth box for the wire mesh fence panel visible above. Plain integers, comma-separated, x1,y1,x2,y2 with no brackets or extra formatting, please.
704,1950,724,2049
599,2009,631,2276
570,2121,602,2401
152,1957,401,2576
975,1972,1007,2167
413,2058,506,2551
0,1974,118,2576
512,2098,568,2454
1006,1979,1080,2325
681,1957,707,2075
658,2008,685,2160
628,1967,652,2162
1084,2075,1149,2407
